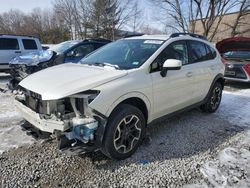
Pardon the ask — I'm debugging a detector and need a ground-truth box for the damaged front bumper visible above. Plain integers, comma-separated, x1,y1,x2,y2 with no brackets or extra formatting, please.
14,92,107,154
14,99,69,133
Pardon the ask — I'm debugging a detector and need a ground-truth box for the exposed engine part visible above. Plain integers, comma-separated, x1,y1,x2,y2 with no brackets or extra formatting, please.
70,98,81,118
58,135,98,155
65,117,98,143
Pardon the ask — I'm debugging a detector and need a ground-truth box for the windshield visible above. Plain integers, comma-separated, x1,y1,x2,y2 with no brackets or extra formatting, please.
223,51,250,60
80,39,164,69
50,41,79,54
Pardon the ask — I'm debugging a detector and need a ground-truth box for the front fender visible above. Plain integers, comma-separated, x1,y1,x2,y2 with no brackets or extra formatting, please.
105,92,151,120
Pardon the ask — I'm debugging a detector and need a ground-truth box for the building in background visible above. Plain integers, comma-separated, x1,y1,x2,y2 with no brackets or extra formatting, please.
192,11,250,42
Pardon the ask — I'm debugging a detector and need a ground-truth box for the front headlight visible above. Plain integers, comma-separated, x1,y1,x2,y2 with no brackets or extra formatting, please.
70,90,100,104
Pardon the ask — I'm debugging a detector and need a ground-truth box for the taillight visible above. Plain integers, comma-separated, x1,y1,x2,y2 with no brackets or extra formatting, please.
221,57,227,65
243,64,250,76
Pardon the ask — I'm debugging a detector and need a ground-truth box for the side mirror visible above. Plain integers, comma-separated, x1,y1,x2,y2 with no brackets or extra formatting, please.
160,59,182,77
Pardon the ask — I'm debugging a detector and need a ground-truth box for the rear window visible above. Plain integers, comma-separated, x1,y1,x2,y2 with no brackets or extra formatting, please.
223,51,250,59
0,38,19,50
22,39,38,50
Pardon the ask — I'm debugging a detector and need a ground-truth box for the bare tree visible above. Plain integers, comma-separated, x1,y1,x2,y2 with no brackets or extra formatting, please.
53,0,76,39
140,24,163,34
224,0,250,36
130,0,143,32
0,8,70,44
150,0,240,41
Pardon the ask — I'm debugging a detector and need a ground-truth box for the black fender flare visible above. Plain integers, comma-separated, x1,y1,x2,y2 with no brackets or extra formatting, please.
204,73,224,102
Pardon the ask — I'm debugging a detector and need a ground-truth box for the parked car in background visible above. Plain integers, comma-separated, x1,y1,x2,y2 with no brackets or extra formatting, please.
0,34,42,72
8,38,111,89
216,37,250,83
14,33,225,159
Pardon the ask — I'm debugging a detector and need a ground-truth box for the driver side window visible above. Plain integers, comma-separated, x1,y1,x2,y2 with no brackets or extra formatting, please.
151,41,188,72
67,44,95,58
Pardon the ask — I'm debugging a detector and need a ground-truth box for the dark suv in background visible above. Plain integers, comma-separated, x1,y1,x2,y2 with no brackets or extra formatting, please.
9,38,111,89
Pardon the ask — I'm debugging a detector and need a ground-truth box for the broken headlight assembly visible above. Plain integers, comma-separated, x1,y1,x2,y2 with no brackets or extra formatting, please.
62,90,101,144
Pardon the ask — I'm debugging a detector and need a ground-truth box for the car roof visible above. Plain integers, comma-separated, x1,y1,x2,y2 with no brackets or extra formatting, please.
123,33,208,42
124,35,171,41
0,34,38,39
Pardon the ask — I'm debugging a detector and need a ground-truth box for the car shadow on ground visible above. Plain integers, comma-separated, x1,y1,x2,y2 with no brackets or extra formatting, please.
83,108,243,170
224,81,250,91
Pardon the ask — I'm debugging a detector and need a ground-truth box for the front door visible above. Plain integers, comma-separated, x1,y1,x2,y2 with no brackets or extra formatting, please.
0,37,21,65
150,40,197,119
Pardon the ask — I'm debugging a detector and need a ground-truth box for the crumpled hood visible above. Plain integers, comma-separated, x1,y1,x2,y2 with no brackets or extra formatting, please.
216,37,250,53
9,50,55,66
19,63,128,100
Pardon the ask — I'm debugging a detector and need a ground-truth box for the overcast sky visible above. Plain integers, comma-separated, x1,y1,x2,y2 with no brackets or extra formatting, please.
0,0,163,31
0,0,53,13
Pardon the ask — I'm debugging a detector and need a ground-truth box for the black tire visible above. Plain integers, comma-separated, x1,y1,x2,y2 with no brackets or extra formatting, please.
101,104,146,160
201,82,223,113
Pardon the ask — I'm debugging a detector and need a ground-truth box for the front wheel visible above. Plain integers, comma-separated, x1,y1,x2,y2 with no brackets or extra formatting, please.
201,82,223,113
101,104,146,160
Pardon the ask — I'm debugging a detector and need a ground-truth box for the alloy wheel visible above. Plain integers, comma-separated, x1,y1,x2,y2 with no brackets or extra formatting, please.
113,115,142,154
210,86,222,110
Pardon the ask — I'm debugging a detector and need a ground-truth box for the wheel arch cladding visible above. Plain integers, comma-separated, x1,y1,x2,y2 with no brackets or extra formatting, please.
119,97,148,123
106,92,151,122
100,96,149,146
205,74,225,101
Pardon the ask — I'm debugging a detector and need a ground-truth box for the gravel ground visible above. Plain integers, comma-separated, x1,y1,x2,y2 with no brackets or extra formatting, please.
0,75,249,187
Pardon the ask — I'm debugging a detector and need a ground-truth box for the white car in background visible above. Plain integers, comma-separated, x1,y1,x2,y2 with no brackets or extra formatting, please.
0,34,42,72
15,33,225,159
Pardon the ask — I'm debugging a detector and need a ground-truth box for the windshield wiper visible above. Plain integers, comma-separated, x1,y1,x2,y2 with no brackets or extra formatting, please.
87,62,120,70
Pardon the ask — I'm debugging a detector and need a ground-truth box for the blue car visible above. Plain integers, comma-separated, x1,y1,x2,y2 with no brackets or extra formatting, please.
9,38,111,89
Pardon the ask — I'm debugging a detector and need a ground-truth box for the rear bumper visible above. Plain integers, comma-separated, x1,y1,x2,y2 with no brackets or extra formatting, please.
14,99,69,133
224,76,250,82
225,67,250,82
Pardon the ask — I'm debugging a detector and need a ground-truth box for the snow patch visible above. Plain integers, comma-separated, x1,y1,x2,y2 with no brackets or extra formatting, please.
192,89,250,187
0,92,34,154
217,90,250,128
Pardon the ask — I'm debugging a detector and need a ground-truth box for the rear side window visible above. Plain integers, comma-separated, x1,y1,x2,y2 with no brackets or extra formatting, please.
189,41,217,63
189,41,208,63
22,39,38,50
0,38,19,50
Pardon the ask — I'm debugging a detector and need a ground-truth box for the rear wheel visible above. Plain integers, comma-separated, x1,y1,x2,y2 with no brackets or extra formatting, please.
201,82,222,113
101,104,146,160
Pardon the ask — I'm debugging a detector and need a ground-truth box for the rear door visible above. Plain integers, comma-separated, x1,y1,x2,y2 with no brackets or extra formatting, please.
187,40,218,101
21,38,39,54
0,37,21,66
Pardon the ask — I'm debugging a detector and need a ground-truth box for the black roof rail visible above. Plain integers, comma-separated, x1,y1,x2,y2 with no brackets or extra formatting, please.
170,33,208,41
0,34,37,38
83,38,112,42
123,34,144,38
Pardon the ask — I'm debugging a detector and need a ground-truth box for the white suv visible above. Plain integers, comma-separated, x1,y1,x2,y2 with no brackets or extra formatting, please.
0,34,42,72
15,33,225,159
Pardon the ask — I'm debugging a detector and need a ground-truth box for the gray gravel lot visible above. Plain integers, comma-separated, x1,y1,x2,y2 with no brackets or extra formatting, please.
0,74,249,188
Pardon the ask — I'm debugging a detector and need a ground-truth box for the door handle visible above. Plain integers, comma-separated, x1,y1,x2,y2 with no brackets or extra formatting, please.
186,72,193,77
15,51,21,54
